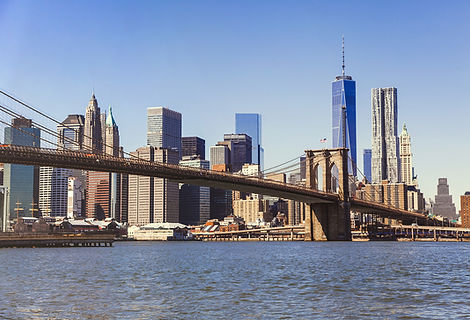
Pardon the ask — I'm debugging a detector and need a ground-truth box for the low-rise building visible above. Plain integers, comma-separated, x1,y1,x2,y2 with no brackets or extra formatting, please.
133,222,190,240
233,198,271,224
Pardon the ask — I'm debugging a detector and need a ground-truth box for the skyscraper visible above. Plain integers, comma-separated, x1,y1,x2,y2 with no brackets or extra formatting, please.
40,114,85,217
219,134,252,172
363,149,372,183
182,136,205,160
85,97,121,220
57,114,84,150
100,112,107,154
433,178,456,219
147,107,182,157
209,145,232,220
179,157,210,225
399,124,413,185
235,113,264,169
210,145,230,168
128,146,179,226
4,118,40,219
39,166,72,217
83,93,102,154
105,107,119,157
332,38,357,176
460,192,470,228
104,107,123,220
371,87,401,183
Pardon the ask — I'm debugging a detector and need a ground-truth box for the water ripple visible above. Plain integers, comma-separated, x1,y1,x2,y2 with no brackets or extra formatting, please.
1,242,470,319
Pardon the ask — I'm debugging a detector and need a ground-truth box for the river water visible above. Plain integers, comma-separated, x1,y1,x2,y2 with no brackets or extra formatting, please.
0,241,469,319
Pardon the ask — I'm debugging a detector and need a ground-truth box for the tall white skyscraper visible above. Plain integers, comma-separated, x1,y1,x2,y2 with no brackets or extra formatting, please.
399,123,413,185
371,87,401,183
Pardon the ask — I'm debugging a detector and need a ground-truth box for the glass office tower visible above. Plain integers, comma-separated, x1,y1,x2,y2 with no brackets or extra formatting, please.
147,107,182,158
4,118,40,219
332,75,357,176
235,113,264,170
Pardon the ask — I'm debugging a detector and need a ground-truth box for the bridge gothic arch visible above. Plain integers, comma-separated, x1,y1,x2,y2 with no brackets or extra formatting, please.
306,149,347,196
304,148,351,241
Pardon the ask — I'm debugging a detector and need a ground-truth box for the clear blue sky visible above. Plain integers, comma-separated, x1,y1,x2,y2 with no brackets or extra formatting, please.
1,0,469,209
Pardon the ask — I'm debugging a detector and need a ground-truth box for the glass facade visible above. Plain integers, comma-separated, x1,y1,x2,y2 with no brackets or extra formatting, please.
4,120,41,219
235,113,264,170
182,136,205,160
147,107,182,158
222,134,252,173
179,159,210,225
57,114,84,151
332,76,357,176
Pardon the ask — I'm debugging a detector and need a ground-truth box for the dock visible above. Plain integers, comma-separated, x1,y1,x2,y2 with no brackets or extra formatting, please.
193,226,305,241
0,232,115,248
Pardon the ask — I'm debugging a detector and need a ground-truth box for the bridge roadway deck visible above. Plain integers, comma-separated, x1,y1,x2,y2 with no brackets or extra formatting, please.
0,146,335,204
0,146,431,222
350,198,429,222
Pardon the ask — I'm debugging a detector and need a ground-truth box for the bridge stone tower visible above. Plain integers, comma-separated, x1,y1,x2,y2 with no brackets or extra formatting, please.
304,148,351,241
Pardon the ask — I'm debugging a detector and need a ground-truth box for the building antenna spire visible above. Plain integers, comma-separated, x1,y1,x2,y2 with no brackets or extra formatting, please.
342,35,345,76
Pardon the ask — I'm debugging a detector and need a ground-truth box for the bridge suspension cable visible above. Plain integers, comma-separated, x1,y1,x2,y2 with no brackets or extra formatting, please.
0,89,147,159
260,154,305,175
0,103,82,150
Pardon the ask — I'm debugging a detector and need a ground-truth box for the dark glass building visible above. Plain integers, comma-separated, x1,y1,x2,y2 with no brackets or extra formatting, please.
181,136,205,160
179,158,210,225
363,149,372,183
57,114,84,151
332,40,357,176
235,113,263,169
220,134,252,173
4,118,41,219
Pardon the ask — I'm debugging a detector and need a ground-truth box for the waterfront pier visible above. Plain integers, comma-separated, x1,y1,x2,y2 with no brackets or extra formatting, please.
0,233,114,248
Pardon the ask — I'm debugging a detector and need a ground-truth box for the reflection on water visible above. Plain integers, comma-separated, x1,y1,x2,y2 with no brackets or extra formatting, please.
1,242,470,319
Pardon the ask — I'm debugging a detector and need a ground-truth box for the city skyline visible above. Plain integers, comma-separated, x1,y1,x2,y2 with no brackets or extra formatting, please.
0,1,469,209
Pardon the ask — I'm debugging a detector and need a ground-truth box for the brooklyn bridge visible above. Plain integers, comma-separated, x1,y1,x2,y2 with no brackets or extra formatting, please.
0,90,438,241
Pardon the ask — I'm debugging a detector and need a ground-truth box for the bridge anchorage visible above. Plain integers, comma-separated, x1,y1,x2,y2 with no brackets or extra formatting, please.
304,148,351,241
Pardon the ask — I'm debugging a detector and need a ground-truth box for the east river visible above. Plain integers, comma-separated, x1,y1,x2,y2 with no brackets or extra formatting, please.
1,241,469,319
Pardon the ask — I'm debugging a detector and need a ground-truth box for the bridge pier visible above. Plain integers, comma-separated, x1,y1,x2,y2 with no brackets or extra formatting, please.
304,148,351,241
305,202,351,241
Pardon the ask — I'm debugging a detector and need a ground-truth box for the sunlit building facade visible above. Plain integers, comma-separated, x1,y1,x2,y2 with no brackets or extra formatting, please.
371,87,401,183
147,107,182,158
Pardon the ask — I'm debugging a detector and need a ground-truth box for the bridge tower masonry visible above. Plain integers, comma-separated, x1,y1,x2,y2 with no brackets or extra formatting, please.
304,148,351,241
